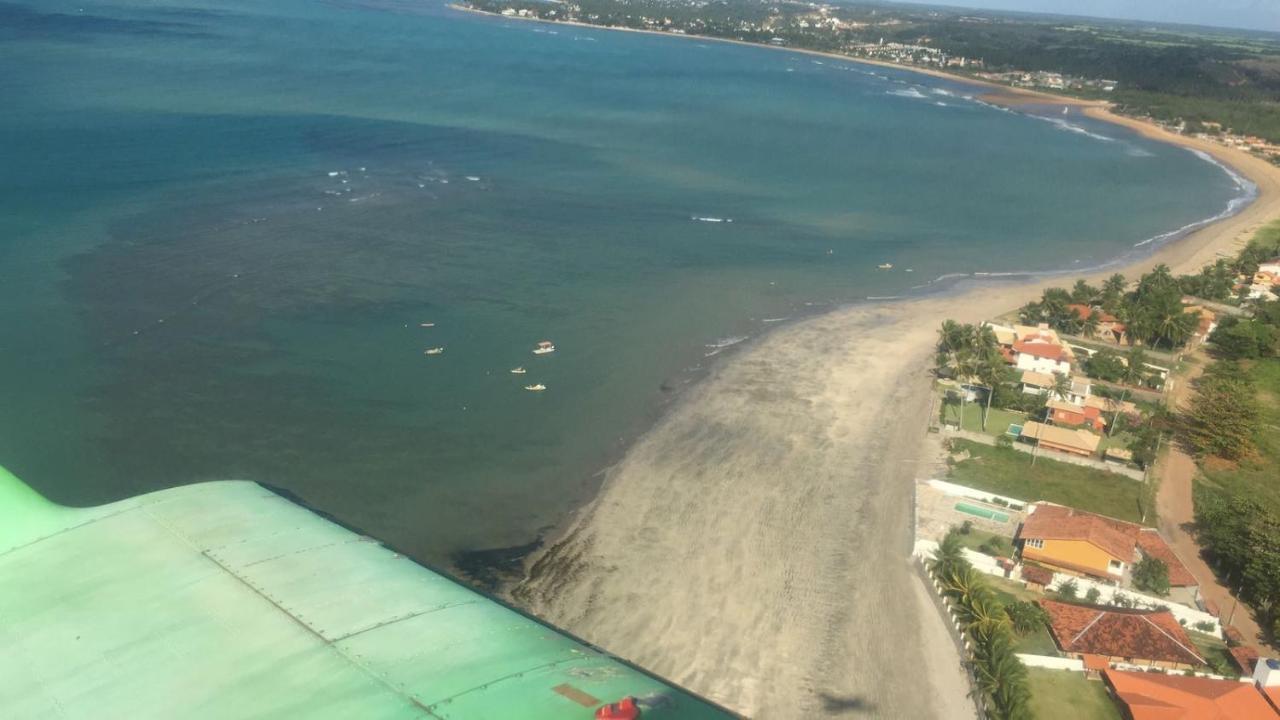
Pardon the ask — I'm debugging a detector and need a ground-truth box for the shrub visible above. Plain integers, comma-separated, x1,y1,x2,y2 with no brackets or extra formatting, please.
1057,579,1078,600
1132,556,1171,596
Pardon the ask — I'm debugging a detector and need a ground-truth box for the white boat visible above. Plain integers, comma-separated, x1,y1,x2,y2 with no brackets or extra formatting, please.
510,367,526,374
424,347,444,355
532,340,556,355
877,263,893,270
420,322,435,328
524,384,546,392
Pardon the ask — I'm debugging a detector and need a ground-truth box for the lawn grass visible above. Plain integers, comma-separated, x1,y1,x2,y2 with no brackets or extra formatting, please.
947,439,1150,524
954,527,1016,558
1198,357,1280,515
940,399,1025,438
981,576,1060,655
1026,668,1122,720
1189,630,1242,678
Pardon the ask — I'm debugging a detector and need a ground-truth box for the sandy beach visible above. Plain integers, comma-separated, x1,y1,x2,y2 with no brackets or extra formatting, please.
470,7,1280,717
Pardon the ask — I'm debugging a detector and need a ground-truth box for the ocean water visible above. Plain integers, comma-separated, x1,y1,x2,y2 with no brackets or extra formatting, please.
0,0,1245,566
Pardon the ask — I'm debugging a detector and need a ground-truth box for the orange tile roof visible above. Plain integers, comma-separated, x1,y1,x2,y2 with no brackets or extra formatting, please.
1136,530,1197,587
1266,686,1280,716
1067,304,1121,324
1041,600,1205,667
1104,669,1279,720
1013,339,1070,362
1021,502,1138,561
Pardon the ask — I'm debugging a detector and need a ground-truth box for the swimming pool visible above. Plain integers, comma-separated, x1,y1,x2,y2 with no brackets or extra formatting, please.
955,502,1011,524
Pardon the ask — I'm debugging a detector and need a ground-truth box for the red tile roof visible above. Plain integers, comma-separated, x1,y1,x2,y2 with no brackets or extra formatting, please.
1136,530,1197,587
1021,564,1054,586
1067,304,1120,324
1012,339,1070,362
1020,502,1140,562
1041,600,1205,667
1104,669,1280,720
1229,645,1259,675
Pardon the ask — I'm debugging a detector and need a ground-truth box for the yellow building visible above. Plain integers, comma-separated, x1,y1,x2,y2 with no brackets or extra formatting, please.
1017,502,1138,580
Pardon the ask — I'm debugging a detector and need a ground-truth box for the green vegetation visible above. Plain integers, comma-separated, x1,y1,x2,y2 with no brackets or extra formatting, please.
1188,220,1280,646
1186,362,1261,460
1189,631,1240,678
940,397,1025,438
1025,668,1123,720
947,439,1149,524
955,526,1017,558
931,529,1033,720
1131,556,1170,596
1020,265,1205,353
1200,358,1280,515
1195,491,1280,642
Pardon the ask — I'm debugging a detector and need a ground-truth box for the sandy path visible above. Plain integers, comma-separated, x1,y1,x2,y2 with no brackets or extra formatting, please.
1155,352,1267,648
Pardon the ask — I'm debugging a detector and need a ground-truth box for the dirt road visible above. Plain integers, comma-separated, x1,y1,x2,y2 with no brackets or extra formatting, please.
1155,351,1266,648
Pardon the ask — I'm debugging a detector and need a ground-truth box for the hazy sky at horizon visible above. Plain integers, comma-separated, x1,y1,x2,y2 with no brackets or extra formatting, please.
908,0,1279,33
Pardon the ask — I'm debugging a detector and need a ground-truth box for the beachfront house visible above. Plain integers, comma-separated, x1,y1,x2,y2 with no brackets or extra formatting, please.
1020,371,1091,404
1040,600,1205,672
1016,420,1099,457
1103,668,1280,719
1016,502,1195,587
1012,333,1073,376
1084,394,1140,419
1067,304,1128,345
1045,399,1107,432
1018,502,1135,579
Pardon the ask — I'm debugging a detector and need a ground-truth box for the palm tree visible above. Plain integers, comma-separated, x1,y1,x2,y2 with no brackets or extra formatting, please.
1123,347,1148,387
1005,601,1048,636
962,591,1009,641
1070,279,1099,304
1050,371,1072,402
973,629,1033,720
1102,272,1127,313
931,528,967,577
1080,311,1100,339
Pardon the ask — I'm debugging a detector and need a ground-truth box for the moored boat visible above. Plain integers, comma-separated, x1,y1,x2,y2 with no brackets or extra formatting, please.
532,340,555,355
424,347,444,355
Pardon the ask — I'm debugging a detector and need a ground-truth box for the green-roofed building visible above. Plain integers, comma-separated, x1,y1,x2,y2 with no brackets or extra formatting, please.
0,467,731,719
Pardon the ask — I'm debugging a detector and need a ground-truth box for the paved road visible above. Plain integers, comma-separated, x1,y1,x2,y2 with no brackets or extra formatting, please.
1154,350,1266,649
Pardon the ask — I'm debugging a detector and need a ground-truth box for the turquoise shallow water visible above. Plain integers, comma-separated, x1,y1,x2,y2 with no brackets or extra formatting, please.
0,0,1246,564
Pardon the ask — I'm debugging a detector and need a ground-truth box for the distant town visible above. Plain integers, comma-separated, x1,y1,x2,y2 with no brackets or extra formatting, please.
460,0,1280,161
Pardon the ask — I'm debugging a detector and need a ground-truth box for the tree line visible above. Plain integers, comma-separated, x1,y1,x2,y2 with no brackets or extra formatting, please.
931,529,1036,720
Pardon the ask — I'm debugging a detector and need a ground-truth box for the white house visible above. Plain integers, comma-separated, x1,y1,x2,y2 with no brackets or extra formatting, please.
1013,338,1072,376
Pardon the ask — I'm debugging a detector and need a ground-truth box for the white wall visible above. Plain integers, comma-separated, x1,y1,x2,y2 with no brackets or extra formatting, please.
1045,574,1222,637
1016,654,1083,671
926,479,1027,509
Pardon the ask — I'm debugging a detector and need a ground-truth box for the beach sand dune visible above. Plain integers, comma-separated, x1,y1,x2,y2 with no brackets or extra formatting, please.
516,306,975,717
